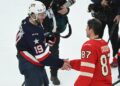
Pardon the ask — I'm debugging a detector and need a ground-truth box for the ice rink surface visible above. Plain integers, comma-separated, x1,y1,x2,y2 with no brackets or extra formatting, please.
0,0,120,86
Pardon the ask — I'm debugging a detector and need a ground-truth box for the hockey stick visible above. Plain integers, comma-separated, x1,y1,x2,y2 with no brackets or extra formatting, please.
112,79,120,86
107,21,118,43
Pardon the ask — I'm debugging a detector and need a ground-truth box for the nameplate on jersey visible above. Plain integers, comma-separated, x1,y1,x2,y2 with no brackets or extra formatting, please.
32,33,39,36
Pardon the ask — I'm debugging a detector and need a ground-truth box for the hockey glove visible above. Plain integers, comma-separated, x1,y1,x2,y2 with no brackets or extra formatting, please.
46,33,56,46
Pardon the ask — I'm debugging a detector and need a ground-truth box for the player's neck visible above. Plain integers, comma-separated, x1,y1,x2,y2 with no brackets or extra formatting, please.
90,34,99,39
29,18,38,26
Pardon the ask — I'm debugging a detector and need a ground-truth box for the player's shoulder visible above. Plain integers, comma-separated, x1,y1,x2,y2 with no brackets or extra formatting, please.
20,17,32,34
82,40,95,50
82,39,107,49
84,39,107,45
21,17,29,25
83,39,96,47
21,17,30,29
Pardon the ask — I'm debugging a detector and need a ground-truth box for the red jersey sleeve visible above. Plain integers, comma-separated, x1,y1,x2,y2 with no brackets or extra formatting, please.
70,59,81,71
74,44,97,86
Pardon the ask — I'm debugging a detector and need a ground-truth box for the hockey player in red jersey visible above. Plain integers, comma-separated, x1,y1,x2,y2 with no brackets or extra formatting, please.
70,18,112,86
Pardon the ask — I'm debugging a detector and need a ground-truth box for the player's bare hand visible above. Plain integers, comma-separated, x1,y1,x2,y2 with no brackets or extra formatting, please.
57,5,68,15
101,0,109,7
114,15,120,23
61,60,71,70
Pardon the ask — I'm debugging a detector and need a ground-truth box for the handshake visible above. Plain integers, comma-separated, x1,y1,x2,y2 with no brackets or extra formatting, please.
61,59,80,71
61,59,72,70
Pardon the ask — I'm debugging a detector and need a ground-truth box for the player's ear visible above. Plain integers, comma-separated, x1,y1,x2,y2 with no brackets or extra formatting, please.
29,13,36,19
87,25,90,30
89,28,94,34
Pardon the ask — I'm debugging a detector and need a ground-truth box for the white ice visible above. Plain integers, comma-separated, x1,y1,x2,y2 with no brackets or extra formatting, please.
0,0,120,86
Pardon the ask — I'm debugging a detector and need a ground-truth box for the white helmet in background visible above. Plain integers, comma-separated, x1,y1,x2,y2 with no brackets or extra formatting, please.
28,1,46,15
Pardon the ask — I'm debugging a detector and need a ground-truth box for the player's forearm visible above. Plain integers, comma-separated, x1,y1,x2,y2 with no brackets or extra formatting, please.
41,55,64,68
63,0,76,15
19,50,64,68
75,61,95,86
70,59,81,71
64,0,76,8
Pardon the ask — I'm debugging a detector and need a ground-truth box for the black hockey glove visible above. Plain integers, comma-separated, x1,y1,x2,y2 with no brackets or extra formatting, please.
45,32,56,46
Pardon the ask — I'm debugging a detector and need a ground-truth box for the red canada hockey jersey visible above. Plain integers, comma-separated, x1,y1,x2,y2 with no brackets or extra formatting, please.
70,39,112,86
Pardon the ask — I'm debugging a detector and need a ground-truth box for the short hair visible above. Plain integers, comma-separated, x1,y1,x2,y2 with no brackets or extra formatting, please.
87,18,102,37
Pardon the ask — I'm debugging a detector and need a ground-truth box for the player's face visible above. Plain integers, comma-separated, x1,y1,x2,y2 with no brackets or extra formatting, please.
37,12,46,23
86,26,90,38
